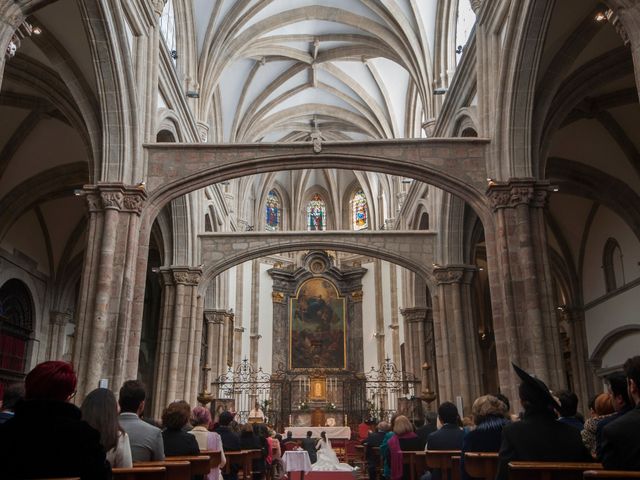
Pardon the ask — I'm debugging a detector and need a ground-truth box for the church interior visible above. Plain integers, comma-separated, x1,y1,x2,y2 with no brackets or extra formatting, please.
0,0,639,430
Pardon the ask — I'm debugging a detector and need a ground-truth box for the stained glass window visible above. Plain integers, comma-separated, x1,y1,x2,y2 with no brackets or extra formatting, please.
352,190,368,230
265,190,280,231
306,194,326,231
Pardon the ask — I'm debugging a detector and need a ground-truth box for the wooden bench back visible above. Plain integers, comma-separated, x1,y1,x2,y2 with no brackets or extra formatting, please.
584,470,640,479
200,449,223,468
112,466,167,480
464,452,499,480
426,450,462,480
165,455,211,475
451,456,462,480
133,460,190,480
508,461,603,480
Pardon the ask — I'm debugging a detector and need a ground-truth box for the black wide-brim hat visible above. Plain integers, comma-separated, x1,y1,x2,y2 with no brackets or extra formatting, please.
512,363,560,410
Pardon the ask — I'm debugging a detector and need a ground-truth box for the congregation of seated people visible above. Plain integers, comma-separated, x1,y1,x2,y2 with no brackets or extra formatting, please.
0,361,285,480
364,354,640,480
1,355,639,479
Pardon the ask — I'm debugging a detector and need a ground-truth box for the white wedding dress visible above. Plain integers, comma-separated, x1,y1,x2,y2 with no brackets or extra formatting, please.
312,438,354,471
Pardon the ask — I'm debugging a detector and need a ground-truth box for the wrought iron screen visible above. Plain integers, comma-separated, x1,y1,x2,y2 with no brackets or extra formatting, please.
365,358,420,422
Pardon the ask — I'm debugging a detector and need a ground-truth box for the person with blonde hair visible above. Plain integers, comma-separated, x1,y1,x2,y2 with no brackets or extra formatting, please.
388,415,421,480
461,395,510,480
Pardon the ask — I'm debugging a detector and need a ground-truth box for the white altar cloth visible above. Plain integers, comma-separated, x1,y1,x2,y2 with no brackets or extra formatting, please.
282,451,312,473
285,426,351,439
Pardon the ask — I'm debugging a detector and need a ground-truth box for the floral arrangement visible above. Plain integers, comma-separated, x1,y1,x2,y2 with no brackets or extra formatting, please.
326,402,336,411
298,401,309,411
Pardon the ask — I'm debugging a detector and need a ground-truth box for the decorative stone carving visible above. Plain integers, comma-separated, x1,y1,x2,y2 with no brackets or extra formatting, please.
272,291,285,303
400,307,429,323
83,184,147,215
351,290,363,302
469,0,482,14
50,311,71,326
101,191,124,210
487,179,550,211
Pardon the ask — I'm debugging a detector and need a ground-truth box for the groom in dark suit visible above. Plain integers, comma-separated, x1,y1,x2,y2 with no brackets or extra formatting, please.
302,431,318,463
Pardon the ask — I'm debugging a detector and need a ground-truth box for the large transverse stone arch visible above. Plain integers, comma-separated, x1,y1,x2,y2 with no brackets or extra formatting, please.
143,139,490,222
198,231,438,291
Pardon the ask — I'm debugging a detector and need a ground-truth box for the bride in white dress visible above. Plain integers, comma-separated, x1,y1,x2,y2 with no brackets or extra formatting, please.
312,431,354,471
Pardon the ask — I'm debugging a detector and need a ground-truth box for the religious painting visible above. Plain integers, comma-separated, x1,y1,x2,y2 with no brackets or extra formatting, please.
309,376,327,400
211,398,235,422
290,278,346,369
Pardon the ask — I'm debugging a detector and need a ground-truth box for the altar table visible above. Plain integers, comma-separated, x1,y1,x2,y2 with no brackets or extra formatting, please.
285,426,352,439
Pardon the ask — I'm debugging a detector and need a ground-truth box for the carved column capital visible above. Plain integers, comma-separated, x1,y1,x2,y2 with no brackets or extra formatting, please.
83,183,147,215
487,178,549,211
204,309,226,324
159,266,203,286
400,307,429,323
50,311,71,326
272,291,286,303
433,265,476,285
350,290,363,302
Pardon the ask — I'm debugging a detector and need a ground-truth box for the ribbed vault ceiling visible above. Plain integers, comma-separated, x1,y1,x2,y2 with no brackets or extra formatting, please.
194,0,439,143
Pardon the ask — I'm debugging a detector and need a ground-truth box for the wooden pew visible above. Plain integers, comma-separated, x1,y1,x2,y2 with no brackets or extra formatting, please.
451,456,462,480
225,449,263,480
200,449,223,469
464,452,499,480
165,455,211,476
584,471,640,479
508,461,603,480
426,450,462,480
133,460,190,480
112,466,167,480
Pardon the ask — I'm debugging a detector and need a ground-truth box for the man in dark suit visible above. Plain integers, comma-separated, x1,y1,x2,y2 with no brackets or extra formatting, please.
415,416,436,450
426,402,464,450
215,411,242,480
364,421,390,480
600,355,640,470
301,430,318,463
595,372,633,459
495,364,591,480
282,430,298,451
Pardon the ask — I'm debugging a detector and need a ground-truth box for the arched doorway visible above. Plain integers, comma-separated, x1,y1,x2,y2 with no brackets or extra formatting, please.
0,279,35,386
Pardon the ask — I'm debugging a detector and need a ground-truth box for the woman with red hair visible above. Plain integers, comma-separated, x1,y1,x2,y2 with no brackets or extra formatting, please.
0,361,110,479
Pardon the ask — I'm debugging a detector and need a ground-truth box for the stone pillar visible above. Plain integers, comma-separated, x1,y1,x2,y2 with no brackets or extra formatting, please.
374,260,386,365
233,265,244,367
151,266,202,418
72,184,146,399
433,265,482,413
400,307,436,401
563,307,596,413
204,309,225,393
48,311,71,360
486,179,565,403
348,289,365,373
0,7,24,92
271,290,289,371
608,1,640,101
249,260,260,368
223,310,235,373
389,265,401,367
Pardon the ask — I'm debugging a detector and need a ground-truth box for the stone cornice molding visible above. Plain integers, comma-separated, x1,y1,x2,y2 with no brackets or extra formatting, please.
84,183,147,215
433,265,476,285
400,307,429,323
486,179,549,211
234,326,245,333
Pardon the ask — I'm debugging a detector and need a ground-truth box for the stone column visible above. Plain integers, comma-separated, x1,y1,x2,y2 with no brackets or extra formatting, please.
389,265,401,367
374,260,386,365
233,265,244,367
563,307,596,412
270,289,290,371
400,307,436,400
348,289,365,373
222,310,235,373
433,265,481,413
204,309,226,393
72,184,146,399
608,1,640,101
151,266,202,418
249,260,261,368
0,7,24,92
48,311,71,360
486,179,565,403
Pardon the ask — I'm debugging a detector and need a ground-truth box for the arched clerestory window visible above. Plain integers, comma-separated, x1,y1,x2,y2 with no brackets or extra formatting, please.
0,279,34,378
306,194,326,231
159,0,177,65
265,190,281,231
603,238,624,292
351,189,368,230
455,0,476,63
